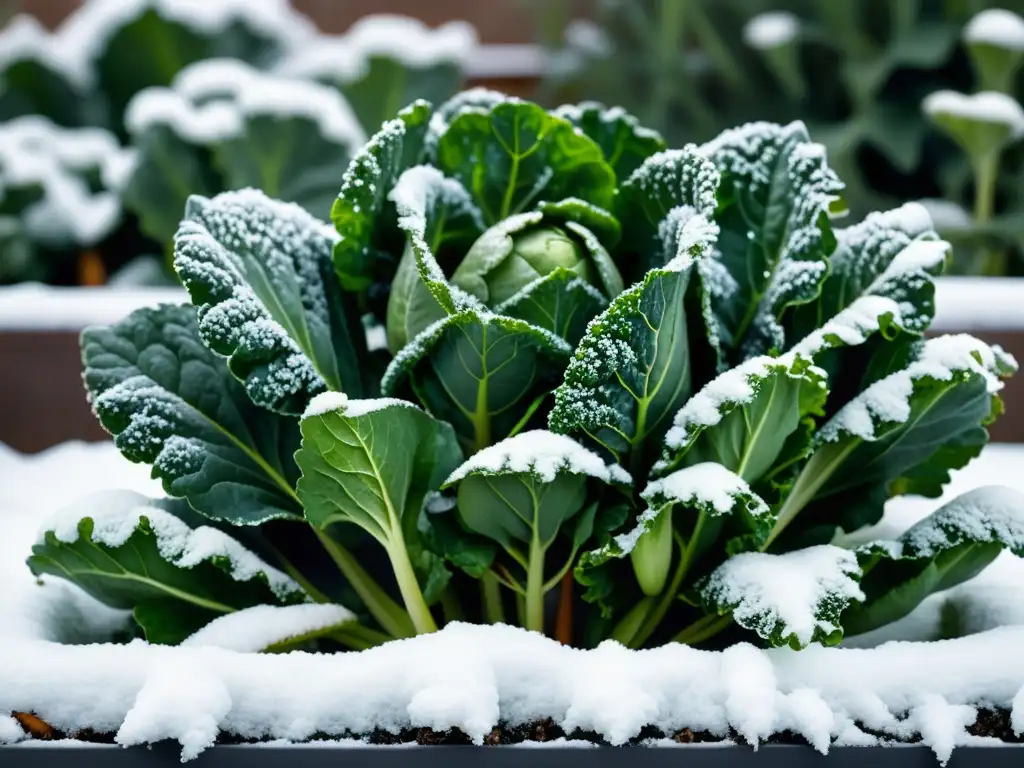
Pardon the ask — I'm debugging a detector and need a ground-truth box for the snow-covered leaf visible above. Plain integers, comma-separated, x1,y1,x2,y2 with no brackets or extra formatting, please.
332,100,432,291
296,395,463,632
385,165,484,352
696,545,864,649
28,490,305,645
181,603,363,652
776,335,1018,547
655,353,827,491
174,188,367,415
700,121,844,358
844,486,1024,637
549,209,719,477
82,303,302,524
553,101,666,180
577,463,770,614
383,310,572,455
435,100,616,224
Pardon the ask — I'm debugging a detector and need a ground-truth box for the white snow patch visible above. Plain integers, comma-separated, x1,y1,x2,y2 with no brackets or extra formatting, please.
276,15,477,83
964,9,1024,52
0,15,84,88
125,59,365,148
933,277,1024,331
0,285,186,330
182,604,355,652
444,430,631,486
923,90,1024,139
642,463,764,515
0,715,27,744
700,546,865,648
303,392,417,420
743,12,801,50
916,198,973,231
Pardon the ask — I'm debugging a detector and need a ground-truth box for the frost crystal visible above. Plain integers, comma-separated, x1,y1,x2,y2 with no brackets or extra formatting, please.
444,429,630,486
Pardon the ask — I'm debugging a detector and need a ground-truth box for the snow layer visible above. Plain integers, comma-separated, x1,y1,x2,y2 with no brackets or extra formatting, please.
182,604,355,653
126,59,365,148
0,117,127,246
0,15,84,87
743,12,801,50
303,392,417,420
444,430,631,486
276,15,477,83
963,9,1024,51
923,90,1024,138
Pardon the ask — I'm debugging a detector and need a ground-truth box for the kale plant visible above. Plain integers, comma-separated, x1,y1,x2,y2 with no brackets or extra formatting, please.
33,92,1024,653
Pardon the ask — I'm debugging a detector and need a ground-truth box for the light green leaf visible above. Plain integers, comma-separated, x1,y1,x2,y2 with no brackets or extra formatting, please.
700,121,844,358
553,101,666,180
696,544,864,649
435,100,616,224
549,208,719,478
174,188,366,415
844,486,1024,637
27,491,305,645
295,395,464,633
495,267,608,346
82,303,302,525
332,100,432,291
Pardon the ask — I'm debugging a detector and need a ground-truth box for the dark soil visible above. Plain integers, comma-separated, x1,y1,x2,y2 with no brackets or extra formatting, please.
7,709,1022,748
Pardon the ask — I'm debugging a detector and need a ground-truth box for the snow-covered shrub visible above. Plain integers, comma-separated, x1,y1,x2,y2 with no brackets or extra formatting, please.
115,59,367,248
37,91,1024,654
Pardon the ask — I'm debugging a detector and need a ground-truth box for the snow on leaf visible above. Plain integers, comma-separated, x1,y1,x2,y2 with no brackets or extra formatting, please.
699,121,844,358
443,430,630,487
697,545,864,649
181,603,357,653
552,101,666,180
845,486,1024,637
174,188,366,415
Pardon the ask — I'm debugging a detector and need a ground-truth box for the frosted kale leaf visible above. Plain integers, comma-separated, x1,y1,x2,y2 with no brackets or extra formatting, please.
174,188,366,415
28,490,306,645
552,101,667,179
332,100,432,292
82,303,302,524
383,311,573,455
771,335,1018,548
385,165,485,352
549,208,719,478
696,544,864,649
700,121,844,358
844,485,1024,636
435,99,616,224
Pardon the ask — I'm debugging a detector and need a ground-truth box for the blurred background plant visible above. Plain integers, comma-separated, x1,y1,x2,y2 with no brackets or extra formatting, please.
0,0,476,285
530,0,1024,276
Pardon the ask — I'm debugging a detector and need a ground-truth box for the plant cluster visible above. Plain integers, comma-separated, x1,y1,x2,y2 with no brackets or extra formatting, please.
30,91,1024,654
0,0,474,285
532,0,1024,275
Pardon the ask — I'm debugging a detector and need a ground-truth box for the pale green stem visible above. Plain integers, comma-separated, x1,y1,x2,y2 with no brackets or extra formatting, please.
629,529,694,648
972,151,1006,276
482,570,506,624
673,612,734,645
525,535,547,633
611,596,656,645
385,537,438,635
440,586,464,624
314,530,415,638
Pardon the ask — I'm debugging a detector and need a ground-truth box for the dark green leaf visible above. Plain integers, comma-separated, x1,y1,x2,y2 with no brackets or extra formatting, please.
553,101,666,180
436,100,616,224
844,486,1024,637
27,490,305,645
174,188,367,415
82,303,302,524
